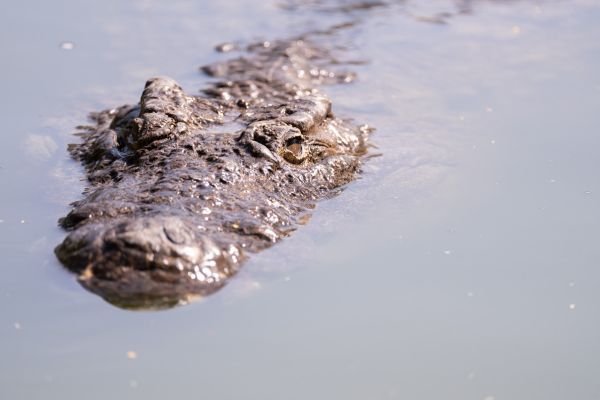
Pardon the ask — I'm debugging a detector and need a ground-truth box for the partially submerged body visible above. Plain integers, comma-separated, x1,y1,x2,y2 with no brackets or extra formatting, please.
55,37,372,309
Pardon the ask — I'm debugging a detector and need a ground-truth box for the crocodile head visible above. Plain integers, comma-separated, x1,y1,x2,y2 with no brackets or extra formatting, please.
55,77,370,309
55,39,371,309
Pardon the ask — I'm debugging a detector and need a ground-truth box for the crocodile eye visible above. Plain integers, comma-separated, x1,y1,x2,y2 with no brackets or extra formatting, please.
284,135,303,147
282,136,308,165
282,144,307,164
279,128,308,164
287,143,302,156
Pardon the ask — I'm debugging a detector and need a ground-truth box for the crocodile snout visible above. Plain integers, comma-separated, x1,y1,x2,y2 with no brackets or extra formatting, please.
55,216,242,309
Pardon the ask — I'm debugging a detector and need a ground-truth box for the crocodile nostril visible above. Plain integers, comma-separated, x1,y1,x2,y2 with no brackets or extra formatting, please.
164,226,186,244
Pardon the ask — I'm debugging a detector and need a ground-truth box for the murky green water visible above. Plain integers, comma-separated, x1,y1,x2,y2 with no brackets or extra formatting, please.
1,1,599,399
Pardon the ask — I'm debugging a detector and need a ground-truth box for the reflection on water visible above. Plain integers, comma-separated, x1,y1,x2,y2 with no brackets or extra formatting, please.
1,0,599,399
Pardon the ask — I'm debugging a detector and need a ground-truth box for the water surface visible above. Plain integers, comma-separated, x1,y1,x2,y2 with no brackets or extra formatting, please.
1,1,599,399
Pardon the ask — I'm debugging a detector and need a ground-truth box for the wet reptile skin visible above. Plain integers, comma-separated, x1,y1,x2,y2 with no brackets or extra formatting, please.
55,36,372,309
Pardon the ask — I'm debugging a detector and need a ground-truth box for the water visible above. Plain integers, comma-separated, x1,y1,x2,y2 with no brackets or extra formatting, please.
1,1,599,399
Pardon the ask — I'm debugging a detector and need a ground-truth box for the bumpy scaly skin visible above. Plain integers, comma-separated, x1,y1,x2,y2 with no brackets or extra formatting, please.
55,38,371,309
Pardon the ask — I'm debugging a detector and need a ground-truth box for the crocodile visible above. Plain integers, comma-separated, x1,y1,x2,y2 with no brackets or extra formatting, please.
55,35,372,309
